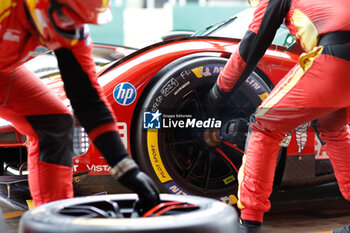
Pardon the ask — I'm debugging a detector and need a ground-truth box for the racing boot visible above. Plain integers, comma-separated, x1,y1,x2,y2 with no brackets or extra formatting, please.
333,224,350,233
239,219,261,233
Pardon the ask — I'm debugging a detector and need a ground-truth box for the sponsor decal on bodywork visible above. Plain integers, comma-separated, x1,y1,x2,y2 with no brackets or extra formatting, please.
73,122,128,175
117,122,128,149
113,82,136,105
315,135,329,160
295,122,311,153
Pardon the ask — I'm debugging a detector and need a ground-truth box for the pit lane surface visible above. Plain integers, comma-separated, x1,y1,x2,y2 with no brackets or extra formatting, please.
1,182,350,233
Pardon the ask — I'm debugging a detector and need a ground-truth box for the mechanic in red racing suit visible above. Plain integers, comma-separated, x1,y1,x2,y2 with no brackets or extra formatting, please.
0,0,160,210
208,0,350,232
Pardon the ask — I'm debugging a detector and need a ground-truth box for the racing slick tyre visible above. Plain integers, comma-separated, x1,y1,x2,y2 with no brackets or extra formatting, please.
133,56,271,205
19,194,239,233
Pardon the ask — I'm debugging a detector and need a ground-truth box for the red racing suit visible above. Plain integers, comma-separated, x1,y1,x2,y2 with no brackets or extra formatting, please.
0,0,129,206
215,0,350,222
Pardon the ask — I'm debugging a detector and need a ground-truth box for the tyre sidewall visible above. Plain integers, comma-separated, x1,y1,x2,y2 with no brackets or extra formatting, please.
19,194,239,233
134,57,270,205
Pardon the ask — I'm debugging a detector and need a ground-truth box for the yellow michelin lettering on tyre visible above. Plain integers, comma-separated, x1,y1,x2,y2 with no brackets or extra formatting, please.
191,67,204,78
147,129,172,183
220,194,238,205
229,194,238,205
258,92,269,101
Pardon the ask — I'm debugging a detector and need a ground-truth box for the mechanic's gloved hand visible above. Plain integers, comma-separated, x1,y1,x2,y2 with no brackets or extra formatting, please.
239,219,261,233
205,83,230,113
111,158,160,214
219,118,249,150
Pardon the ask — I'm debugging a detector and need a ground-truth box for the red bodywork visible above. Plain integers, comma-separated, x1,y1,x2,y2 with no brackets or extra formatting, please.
74,38,305,175
0,37,329,200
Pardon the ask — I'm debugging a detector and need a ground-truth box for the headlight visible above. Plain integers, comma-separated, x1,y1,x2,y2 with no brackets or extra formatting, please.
73,126,90,155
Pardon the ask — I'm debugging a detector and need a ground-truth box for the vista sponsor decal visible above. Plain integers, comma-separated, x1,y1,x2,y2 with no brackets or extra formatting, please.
143,111,221,129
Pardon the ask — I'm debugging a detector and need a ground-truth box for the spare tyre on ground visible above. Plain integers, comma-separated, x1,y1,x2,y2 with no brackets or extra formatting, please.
19,193,239,233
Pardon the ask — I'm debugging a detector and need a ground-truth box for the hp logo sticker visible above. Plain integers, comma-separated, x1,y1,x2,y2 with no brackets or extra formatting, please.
113,82,137,106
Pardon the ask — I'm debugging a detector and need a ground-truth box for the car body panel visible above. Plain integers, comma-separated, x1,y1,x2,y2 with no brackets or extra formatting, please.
68,36,312,177
0,9,331,201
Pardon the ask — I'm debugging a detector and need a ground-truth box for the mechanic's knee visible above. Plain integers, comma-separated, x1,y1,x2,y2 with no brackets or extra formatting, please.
27,114,75,167
249,114,287,142
317,123,349,142
249,114,271,132
317,109,348,133
317,121,345,134
343,194,350,201
340,185,350,201
58,114,75,131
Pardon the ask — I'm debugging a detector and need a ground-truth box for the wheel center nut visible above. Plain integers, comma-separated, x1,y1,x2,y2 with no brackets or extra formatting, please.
203,128,221,147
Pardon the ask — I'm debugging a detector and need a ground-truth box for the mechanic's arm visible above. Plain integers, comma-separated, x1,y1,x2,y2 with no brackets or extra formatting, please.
209,0,291,103
54,32,160,212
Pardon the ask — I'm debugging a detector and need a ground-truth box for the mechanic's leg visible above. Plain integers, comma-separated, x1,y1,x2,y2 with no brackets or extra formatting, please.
0,66,74,206
26,114,74,206
317,108,350,200
238,46,350,223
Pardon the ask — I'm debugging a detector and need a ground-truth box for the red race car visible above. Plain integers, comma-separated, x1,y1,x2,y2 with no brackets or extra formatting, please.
0,8,334,206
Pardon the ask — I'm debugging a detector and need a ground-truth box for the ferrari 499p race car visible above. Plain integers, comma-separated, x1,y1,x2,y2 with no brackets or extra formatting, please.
0,8,335,208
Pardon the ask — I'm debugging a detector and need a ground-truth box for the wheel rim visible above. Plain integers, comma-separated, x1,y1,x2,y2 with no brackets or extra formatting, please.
134,56,269,199
58,199,199,219
20,194,239,233
158,84,255,196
